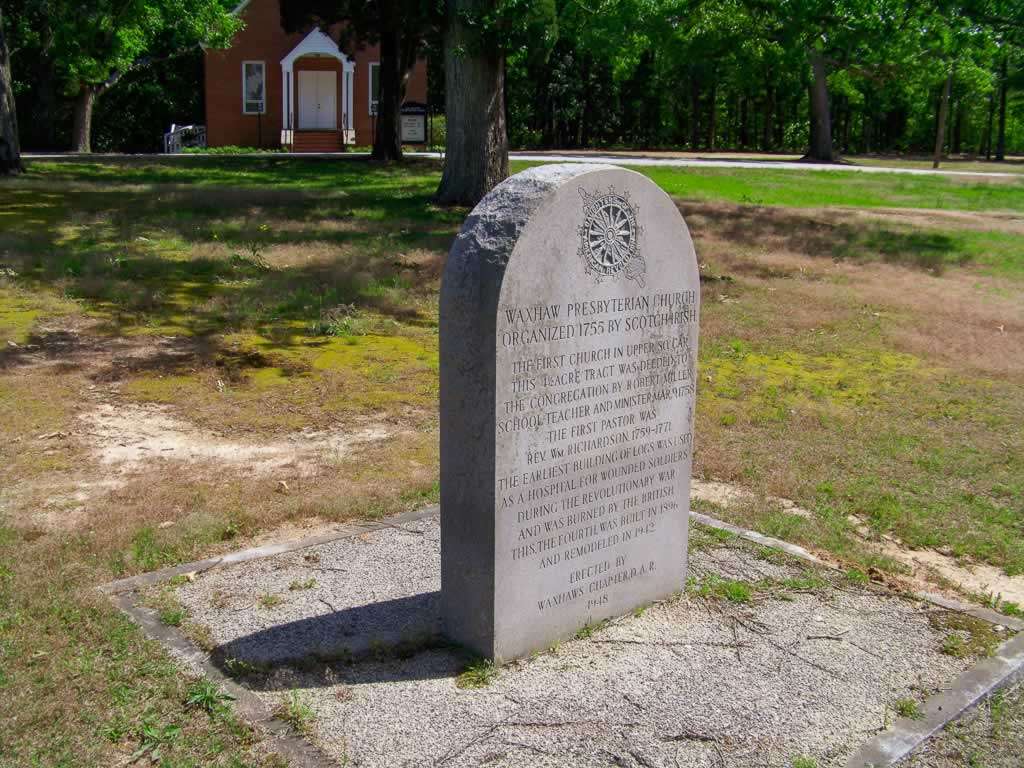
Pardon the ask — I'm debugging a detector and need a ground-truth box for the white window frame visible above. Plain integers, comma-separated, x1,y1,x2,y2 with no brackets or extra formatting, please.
368,62,380,116
242,60,266,115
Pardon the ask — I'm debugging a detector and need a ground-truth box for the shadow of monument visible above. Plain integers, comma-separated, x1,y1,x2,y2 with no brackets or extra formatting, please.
209,590,463,686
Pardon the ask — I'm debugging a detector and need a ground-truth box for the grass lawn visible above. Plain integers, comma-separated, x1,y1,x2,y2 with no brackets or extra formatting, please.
614,164,1024,211
1,155,1023,765
518,148,1024,176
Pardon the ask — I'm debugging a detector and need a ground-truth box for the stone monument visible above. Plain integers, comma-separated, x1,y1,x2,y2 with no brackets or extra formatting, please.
440,164,700,661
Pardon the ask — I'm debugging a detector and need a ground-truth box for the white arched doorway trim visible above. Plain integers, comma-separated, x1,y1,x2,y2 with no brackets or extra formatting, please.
280,28,355,142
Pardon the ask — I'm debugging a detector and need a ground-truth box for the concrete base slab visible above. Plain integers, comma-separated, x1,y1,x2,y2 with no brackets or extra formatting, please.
107,509,1024,768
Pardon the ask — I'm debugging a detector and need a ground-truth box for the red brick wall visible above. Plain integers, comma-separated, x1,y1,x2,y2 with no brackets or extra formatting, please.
349,55,430,147
204,0,429,148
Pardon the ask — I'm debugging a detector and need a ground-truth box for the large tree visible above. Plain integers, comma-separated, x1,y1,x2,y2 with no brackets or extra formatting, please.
38,0,238,152
0,6,19,173
960,0,1024,159
434,0,509,205
497,0,1024,159
282,0,434,162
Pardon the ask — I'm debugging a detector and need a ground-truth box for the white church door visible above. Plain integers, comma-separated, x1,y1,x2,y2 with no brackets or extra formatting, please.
298,71,338,130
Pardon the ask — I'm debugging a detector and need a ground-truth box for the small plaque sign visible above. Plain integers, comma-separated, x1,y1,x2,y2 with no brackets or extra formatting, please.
400,102,427,144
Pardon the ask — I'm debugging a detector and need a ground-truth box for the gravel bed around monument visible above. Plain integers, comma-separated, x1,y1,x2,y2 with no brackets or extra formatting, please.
175,516,441,665
167,513,1002,768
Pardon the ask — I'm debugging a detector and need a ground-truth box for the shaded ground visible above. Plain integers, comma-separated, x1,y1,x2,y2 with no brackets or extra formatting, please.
1,157,1023,765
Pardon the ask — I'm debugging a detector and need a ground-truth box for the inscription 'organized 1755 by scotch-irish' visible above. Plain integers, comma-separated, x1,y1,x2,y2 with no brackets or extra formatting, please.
440,164,700,662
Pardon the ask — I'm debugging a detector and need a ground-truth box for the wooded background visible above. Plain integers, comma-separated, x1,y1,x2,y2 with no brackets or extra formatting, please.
1,0,1023,158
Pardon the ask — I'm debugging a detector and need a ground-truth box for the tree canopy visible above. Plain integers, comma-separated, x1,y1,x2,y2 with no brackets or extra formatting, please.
1,0,1022,167
501,0,1024,160
5,0,238,152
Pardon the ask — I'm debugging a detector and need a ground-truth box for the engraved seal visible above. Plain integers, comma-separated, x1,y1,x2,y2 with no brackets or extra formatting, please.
578,186,646,286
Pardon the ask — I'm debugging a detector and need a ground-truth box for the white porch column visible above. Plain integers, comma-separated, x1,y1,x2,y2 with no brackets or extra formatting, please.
281,64,293,142
344,59,355,132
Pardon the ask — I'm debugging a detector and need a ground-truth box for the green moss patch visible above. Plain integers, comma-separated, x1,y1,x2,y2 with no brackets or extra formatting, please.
122,331,438,433
0,285,80,345
929,611,1009,659
702,342,922,421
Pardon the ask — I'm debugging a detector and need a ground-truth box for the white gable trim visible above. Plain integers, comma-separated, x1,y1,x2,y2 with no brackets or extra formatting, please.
281,28,350,69
280,29,355,133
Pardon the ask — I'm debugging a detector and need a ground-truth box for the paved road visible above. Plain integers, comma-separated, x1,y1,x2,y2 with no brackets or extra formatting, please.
23,150,1019,178
509,152,1019,178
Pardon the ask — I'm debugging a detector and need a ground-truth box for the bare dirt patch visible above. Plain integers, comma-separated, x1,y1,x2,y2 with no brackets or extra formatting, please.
80,402,392,476
874,535,1024,607
692,479,813,519
697,481,1024,606
1,315,199,379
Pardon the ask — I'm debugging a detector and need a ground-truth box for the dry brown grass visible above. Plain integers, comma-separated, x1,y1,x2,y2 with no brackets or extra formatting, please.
848,206,1024,234
3,159,1023,764
685,201,1024,378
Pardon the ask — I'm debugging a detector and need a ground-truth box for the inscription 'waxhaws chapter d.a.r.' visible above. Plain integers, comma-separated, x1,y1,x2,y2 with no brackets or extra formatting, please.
440,164,700,662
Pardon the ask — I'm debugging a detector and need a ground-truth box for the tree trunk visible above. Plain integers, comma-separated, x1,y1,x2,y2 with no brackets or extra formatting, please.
689,74,700,149
862,107,871,154
707,82,717,151
952,97,962,155
762,84,774,151
807,48,834,162
739,93,749,148
985,91,995,160
996,55,1007,162
808,84,817,154
774,92,785,148
72,87,96,153
434,0,508,206
542,91,555,148
577,57,590,148
30,24,58,150
34,59,58,149
841,96,851,153
0,7,20,174
372,19,405,162
933,69,953,169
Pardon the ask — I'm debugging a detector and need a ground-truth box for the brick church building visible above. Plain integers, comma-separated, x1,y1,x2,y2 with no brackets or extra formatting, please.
203,0,428,152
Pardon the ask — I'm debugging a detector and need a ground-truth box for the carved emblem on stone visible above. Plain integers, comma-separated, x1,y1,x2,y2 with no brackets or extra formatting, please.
578,186,646,287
